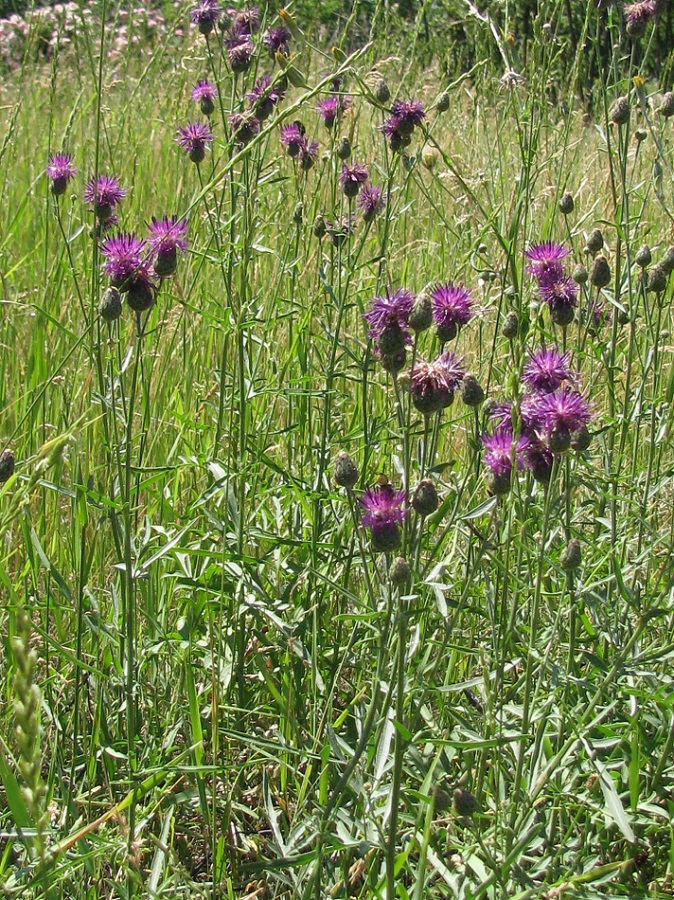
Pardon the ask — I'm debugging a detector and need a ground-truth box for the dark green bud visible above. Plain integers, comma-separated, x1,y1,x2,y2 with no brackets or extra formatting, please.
561,538,582,571
559,192,574,215
453,789,478,817
572,264,588,285
374,78,390,104
377,322,407,355
334,451,359,489
634,128,647,143
336,137,351,160
571,425,592,451
635,244,651,268
389,556,411,586
99,287,123,321
501,311,519,339
293,202,303,225
550,304,575,327
647,263,668,294
409,289,433,333
609,96,630,126
461,374,485,407
661,246,674,275
586,228,604,254
549,426,572,453
487,470,511,496
659,92,674,118
380,348,407,373
589,255,611,289
413,479,439,516
312,215,326,239
435,91,450,112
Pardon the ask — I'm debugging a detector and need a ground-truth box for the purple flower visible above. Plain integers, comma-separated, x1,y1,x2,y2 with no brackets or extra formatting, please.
229,112,260,147
523,438,555,484
47,153,77,197
232,7,260,37
147,216,188,277
246,74,285,121
431,283,473,342
84,174,128,222
488,401,513,430
521,347,575,394
264,25,291,55
190,0,219,35
410,351,465,414
483,429,528,494
364,289,414,339
360,483,409,552
625,0,658,30
192,79,217,116
280,122,305,157
316,95,352,128
525,242,569,281
358,184,385,222
527,387,591,452
325,215,354,248
382,99,425,150
100,232,145,288
176,121,213,164
339,161,368,198
225,33,254,73
538,272,578,326
299,139,319,172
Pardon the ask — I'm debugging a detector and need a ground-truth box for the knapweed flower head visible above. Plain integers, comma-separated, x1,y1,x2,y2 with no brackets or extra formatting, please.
482,429,528,494
358,184,385,222
147,216,188,277
84,174,128,222
192,79,217,116
176,121,213,164
360,483,409,552
410,351,465,414
521,347,575,394
539,272,578,326
246,74,284,121
264,24,291,55
624,0,658,36
229,112,260,147
190,0,219,35
280,122,305,157
100,232,145,288
339,161,368,198
325,214,354,248
126,262,159,313
225,33,254,73
525,241,570,281
526,387,591,452
316,95,352,129
523,438,555,484
232,6,260,37
47,153,77,197
300,139,319,171
382,98,425,150
364,288,414,340
431,283,473,342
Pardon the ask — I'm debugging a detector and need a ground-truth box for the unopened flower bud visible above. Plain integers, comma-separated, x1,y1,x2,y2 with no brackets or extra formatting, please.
293,202,303,225
501,311,519,339
561,538,582,571
389,556,411,585
461,374,485,407
571,425,592,451
374,78,390,104
453,789,478,817
0,448,15,483
635,244,651,268
659,91,674,118
334,451,358,488
313,215,326,239
435,91,449,112
647,263,668,294
408,289,433,333
336,137,351,160
589,255,611,289
585,228,604,254
662,246,674,275
559,192,574,215
380,348,407,373
572,264,588,285
99,287,122,322
413,479,439,516
609,96,630,126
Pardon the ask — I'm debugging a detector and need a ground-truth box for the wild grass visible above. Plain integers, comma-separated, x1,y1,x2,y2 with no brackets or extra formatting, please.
1,1,674,898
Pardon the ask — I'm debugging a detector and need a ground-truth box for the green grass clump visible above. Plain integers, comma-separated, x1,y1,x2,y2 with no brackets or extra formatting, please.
2,1,674,898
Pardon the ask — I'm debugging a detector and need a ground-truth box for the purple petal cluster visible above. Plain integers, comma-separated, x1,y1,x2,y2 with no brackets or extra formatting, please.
526,388,591,453
147,216,188,277
521,348,575,394
316,95,352,129
410,351,465,414
225,32,255,73
176,121,213,164
360,483,409,552
625,0,658,28
232,6,260,36
280,122,306,157
100,232,145,287
431,283,473,342
229,112,260,147
264,25,291,55
84,174,128,222
246,74,285,121
192,79,217,116
382,99,425,151
190,0,219,35
526,241,577,326
47,153,77,197
339,161,368,198
364,289,415,340
358,184,385,222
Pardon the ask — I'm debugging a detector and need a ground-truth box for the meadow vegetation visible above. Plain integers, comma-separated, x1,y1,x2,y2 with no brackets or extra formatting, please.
2,0,674,897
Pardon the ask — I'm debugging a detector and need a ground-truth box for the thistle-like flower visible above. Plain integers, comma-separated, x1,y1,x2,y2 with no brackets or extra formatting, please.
316,95,352,129
521,347,575,394
409,351,465,414
339,161,368,198
192,79,217,117
525,242,570,281
190,0,219,35
84,174,128,222
46,153,77,197
482,430,528,494
225,33,254,73
264,24,291,55
100,232,145,288
246,74,285,121
176,121,213,164
360,483,409,552
358,184,385,222
229,113,260,147
147,216,188,277
431,283,473,342
364,289,414,340
280,122,305,157
526,387,591,452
